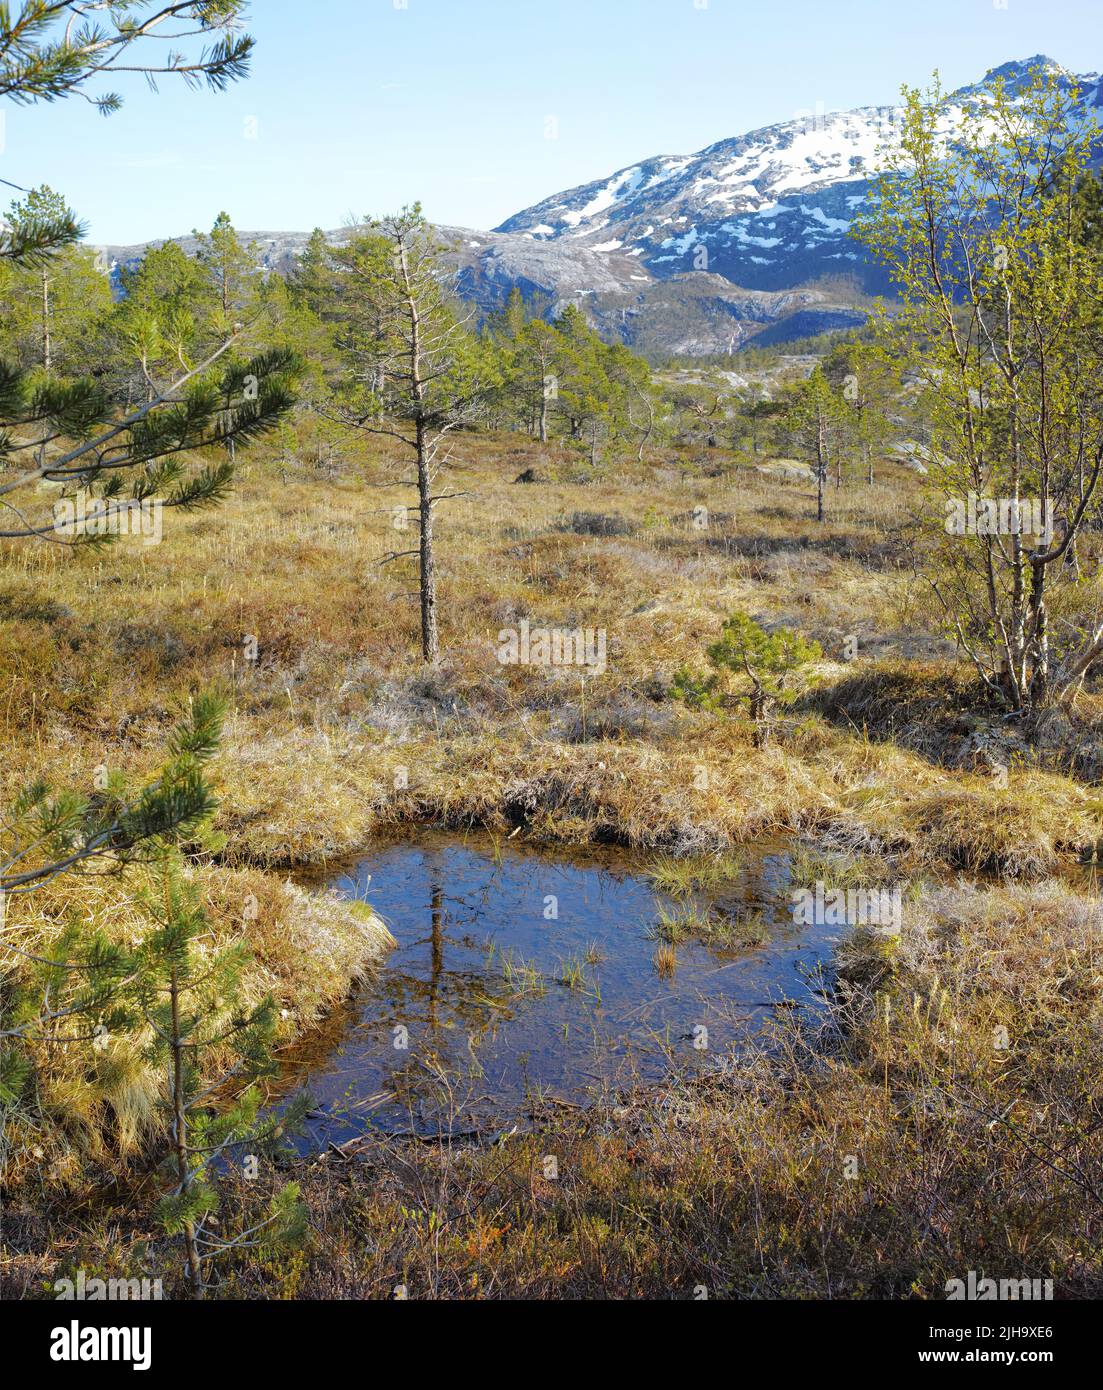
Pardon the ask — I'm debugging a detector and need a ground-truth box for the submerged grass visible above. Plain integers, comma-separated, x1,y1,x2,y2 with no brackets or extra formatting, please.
646,851,744,897
653,902,770,949
786,844,901,890
652,941,678,979
499,951,546,999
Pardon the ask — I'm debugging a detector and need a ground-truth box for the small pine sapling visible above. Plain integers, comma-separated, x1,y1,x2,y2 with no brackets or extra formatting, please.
133,855,308,1297
673,611,821,745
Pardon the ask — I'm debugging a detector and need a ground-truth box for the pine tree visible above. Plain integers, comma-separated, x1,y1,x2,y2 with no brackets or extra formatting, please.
0,329,299,543
518,318,563,443
1,185,94,372
326,206,498,663
602,343,653,461
193,211,260,337
551,310,612,462
492,286,529,343
1,692,228,1106
665,378,723,478
288,228,338,320
0,705,307,1297
673,612,821,746
0,691,225,900
1,216,299,545
1072,169,1103,253
0,179,81,267
0,4,254,107
1,5,298,547
782,367,845,523
134,856,307,1297
109,240,217,405
821,343,896,487
738,394,783,458
0,3,255,260
0,196,112,378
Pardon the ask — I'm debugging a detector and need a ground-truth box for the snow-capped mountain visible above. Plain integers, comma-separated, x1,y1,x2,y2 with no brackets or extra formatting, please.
496,56,1102,295
103,58,1102,359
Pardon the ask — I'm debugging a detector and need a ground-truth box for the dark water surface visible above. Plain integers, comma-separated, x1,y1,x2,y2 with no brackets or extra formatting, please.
282,829,838,1144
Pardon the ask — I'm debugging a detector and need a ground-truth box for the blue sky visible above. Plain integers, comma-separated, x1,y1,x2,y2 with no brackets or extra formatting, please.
2,0,1098,243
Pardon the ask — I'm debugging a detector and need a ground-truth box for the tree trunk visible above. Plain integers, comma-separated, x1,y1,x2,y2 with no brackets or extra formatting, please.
816,418,826,523
750,687,769,747
416,421,439,664
170,964,203,1298
398,239,440,666
41,270,51,374
636,392,654,463
1028,555,1049,705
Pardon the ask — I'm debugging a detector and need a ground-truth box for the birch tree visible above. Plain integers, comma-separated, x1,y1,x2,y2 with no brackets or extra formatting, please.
855,67,1103,710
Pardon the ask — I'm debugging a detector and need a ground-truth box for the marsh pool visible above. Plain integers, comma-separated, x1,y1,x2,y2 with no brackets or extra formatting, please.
283,829,840,1145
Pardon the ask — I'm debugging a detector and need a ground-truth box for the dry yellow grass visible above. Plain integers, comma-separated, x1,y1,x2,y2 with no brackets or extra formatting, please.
206,714,1099,876
4,429,1100,874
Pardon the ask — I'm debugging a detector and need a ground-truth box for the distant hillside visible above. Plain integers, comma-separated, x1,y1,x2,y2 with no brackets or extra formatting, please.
102,56,1102,359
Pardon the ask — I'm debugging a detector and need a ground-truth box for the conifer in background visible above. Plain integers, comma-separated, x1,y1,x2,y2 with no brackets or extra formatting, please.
0,4,298,546
288,227,339,321
326,205,499,663
0,184,112,374
782,366,845,523
194,211,261,336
